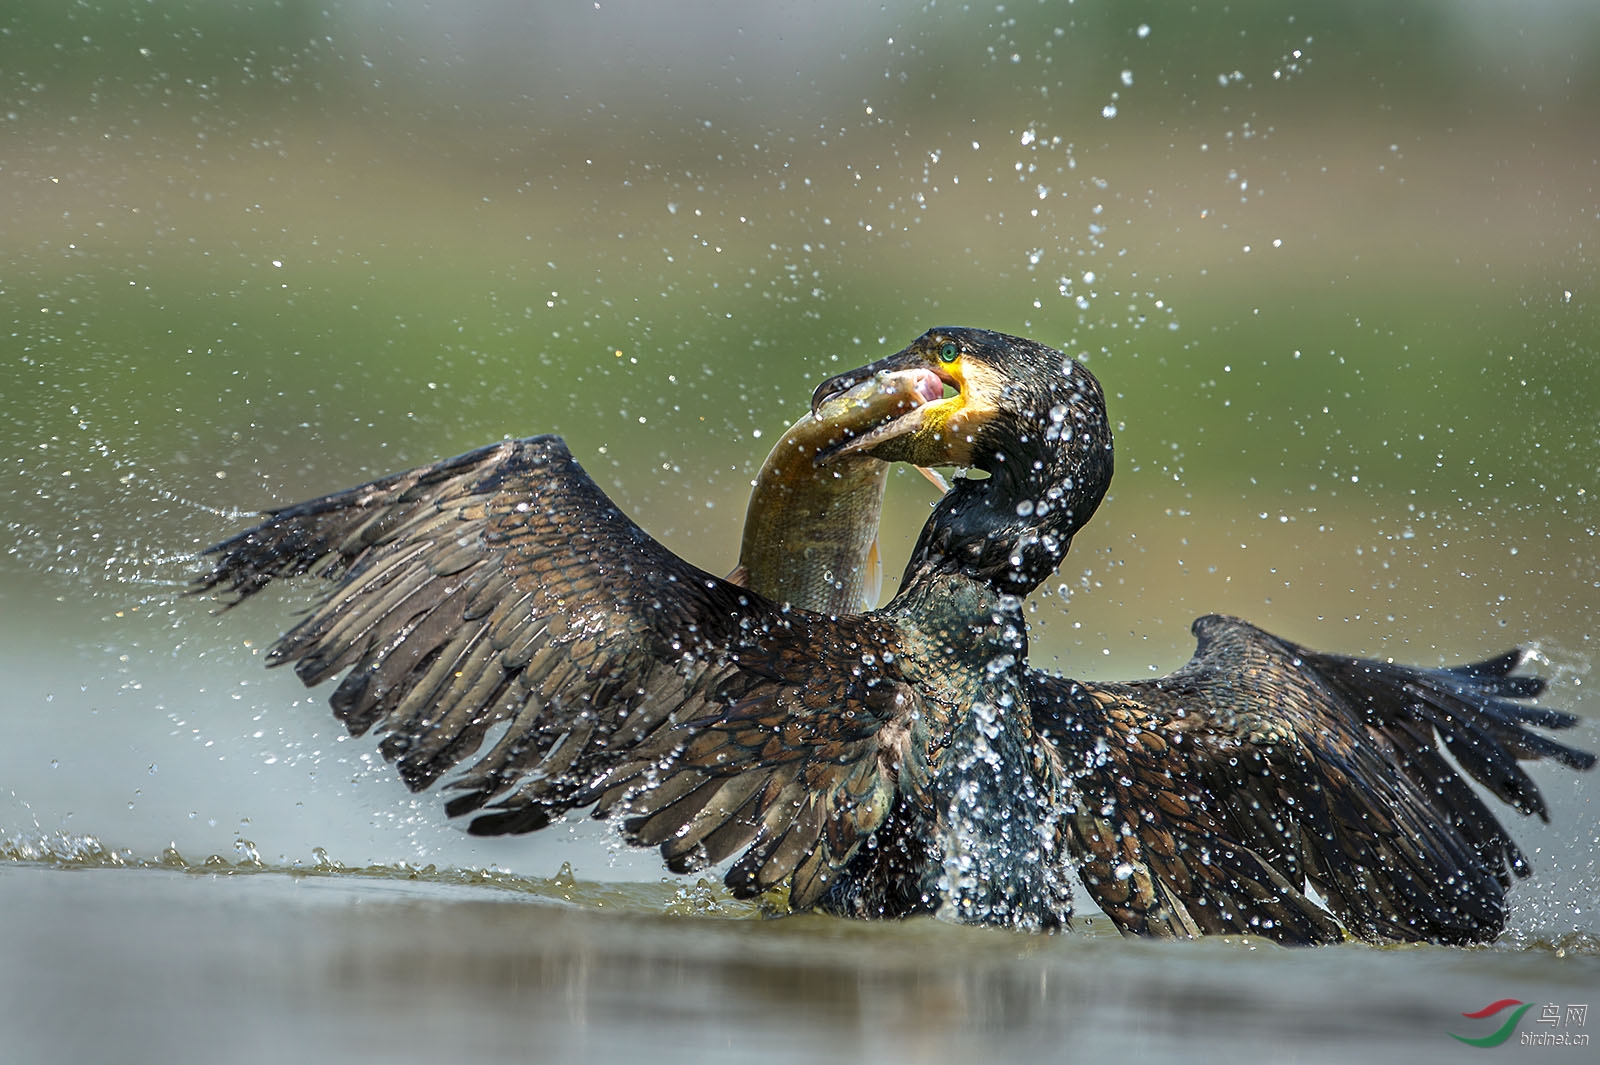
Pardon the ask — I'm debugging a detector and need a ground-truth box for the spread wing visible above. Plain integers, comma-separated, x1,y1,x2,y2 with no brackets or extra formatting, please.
1033,614,1594,945
190,436,934,906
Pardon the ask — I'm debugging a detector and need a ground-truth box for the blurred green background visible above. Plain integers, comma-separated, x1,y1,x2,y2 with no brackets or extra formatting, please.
5,0,1597,681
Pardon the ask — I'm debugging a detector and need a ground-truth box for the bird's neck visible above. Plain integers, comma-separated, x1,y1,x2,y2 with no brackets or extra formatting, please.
900,428,1106,598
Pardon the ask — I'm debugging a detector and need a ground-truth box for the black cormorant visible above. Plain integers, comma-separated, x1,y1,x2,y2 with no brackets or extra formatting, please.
810,327,1592,943
191,327,1593,942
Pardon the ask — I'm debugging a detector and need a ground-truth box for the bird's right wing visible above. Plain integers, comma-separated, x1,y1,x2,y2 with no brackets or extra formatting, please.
1032,614,1593,945
190,436,935,906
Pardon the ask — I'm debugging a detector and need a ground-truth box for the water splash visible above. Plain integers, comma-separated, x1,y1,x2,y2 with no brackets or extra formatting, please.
0,830,766,919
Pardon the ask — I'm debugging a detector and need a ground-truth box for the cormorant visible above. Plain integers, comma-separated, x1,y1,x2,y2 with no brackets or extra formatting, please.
191,327,1592,942
191,353,1080,928
812,328,1592,943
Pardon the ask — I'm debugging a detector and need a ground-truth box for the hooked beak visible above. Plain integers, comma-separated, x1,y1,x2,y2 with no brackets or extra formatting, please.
812,335,1006,468
811,348,941,414
810,351,953,466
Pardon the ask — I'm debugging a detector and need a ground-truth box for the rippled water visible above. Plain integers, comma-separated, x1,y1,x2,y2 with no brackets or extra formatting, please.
4,832,1597,1065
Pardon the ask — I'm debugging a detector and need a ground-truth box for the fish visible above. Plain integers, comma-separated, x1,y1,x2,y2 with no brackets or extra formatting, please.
728,367,946,613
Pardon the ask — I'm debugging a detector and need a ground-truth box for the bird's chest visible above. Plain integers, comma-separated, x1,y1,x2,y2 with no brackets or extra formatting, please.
881,579,1073,929
922,669,1073,929
889,574,1029,753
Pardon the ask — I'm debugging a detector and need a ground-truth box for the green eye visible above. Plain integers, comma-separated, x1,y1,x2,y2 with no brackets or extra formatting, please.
938,342,959,363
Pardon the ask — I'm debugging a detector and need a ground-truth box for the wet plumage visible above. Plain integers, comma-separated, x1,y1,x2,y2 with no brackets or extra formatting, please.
806,327,1591,942
1037,620,1590,944
191,326,1593,943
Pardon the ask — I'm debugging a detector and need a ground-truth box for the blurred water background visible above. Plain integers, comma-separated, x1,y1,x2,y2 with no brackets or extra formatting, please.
3,2,1597,1063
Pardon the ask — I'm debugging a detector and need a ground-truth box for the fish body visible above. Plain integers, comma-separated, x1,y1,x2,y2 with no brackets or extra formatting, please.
730,369,942,613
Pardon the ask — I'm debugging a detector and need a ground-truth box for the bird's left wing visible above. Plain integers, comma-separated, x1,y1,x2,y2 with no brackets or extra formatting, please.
191,436,933,905
1032,614,1593,945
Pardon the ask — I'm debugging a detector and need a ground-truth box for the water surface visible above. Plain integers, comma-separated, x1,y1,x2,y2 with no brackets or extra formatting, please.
4,850,1596,1065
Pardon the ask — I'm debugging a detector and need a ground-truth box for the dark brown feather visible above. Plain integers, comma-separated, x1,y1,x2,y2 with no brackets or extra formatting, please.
1033,613,1594,945
191,436,936,905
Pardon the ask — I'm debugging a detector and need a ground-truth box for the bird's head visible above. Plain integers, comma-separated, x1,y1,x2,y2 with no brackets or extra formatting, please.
811,327,1115,596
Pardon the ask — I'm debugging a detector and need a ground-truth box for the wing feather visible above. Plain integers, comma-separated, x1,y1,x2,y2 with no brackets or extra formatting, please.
1035,613,1593,945
191,435,935,904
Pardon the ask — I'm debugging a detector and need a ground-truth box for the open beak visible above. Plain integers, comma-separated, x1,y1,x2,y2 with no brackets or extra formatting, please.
811,348,940,414
811,350,956,466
